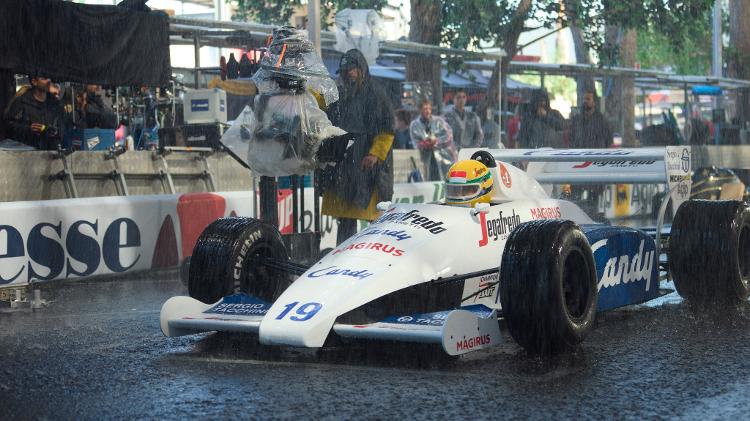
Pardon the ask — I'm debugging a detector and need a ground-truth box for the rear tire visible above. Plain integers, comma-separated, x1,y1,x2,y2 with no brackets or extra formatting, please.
188,217,291,304
500,219,598,354
669,200,750,306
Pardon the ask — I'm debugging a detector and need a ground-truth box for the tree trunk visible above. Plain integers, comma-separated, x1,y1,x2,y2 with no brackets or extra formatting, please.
570,25,594,108
729,0,750,128
604,25,622,136
620,28,637,146
406,0,442,110
604,26,637,146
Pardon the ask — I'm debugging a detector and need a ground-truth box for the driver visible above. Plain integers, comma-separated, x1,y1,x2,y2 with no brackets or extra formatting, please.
445,159,494,207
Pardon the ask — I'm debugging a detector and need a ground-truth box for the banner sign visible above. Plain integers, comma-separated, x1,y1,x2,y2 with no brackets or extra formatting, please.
0,182,443,285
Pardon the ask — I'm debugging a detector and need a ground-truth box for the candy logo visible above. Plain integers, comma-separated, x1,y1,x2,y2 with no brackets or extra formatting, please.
307,266,374,280
591,239,654,291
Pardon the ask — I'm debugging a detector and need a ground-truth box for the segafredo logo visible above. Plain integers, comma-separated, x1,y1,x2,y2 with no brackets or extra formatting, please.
307,266,373,280
590,239,654,291
372,209,446,234
478,209,520,246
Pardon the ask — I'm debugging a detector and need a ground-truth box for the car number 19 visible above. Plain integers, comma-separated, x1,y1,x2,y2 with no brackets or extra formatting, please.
275,301,323,321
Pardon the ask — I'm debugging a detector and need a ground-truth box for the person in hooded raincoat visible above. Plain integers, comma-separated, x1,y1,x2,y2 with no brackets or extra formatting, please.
517,89,565,149
322,49,395,245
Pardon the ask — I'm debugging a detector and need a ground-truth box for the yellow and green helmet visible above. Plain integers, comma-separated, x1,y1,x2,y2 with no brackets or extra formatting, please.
445,159,494,207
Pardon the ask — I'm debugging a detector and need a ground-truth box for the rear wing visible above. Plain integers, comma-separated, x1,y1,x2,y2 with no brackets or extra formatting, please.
459,146,692,214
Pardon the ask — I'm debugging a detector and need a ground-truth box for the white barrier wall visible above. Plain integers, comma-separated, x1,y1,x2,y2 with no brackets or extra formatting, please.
0,182,443,286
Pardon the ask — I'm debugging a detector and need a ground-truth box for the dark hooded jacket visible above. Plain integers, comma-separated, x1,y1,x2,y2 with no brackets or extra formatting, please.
324,49,394,211
3,87,64,149
517,89,565,149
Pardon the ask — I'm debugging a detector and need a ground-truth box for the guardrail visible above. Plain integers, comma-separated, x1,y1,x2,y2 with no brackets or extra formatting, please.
0,146,748,203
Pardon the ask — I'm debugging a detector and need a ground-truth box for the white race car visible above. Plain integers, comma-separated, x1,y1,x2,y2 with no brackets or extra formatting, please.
161,147,750,354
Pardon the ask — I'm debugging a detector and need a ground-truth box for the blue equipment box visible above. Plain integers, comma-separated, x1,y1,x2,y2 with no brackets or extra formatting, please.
63,129,116,151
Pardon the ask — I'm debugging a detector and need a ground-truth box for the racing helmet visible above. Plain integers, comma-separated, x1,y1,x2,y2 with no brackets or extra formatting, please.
445,160,494,207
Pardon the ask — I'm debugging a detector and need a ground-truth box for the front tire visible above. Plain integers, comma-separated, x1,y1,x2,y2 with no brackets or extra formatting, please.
499,220,598,354
188,217,291,304
669,200,750,307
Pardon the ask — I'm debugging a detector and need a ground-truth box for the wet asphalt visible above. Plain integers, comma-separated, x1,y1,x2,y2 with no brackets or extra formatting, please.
2,271,750,420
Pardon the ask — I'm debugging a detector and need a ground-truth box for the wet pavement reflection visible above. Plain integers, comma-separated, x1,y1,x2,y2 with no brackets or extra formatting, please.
2,271,750,419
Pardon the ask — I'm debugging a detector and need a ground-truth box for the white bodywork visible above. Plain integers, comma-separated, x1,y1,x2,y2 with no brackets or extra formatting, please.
161,147,691,353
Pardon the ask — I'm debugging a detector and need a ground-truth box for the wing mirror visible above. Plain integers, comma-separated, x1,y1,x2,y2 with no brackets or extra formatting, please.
471,202,491,215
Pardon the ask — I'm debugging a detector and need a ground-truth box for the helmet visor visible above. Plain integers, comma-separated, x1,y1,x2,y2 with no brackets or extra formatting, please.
446,183,482,202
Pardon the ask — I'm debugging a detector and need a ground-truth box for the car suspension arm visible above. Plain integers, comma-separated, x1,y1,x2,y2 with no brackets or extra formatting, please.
255,256,311,276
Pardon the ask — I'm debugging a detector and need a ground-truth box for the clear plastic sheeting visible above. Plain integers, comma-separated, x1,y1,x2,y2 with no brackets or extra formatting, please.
220,95,346,177
334,9,385,66
218,106,254,167
252,26,338,107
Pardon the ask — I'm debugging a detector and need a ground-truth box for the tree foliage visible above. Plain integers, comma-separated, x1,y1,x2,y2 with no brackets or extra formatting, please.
230,0,302,25
322,0,388,23
229,0,387,28
575,0,714,65
441,0,715,66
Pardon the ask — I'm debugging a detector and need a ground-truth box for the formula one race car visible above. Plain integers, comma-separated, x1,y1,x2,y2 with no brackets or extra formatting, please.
161,147,750,354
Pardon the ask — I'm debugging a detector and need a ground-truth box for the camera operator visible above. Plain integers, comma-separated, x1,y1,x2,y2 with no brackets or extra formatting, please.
3,75,64,149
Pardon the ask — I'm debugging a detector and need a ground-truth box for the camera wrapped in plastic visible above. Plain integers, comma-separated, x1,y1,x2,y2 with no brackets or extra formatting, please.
219,25,349,177
252,26,338,107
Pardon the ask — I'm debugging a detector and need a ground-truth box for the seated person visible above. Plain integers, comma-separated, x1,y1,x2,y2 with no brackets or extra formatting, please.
444,159,494,207
3,75,64,150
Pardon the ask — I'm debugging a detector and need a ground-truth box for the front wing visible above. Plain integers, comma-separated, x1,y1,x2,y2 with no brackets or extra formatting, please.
160,293,502,356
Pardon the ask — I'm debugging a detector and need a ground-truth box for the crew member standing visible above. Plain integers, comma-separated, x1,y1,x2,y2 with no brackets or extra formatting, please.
3,75,64,149
322,49,395,245
517,89,565,149
570,88,612,148
409,99,455,181
443,89,483,151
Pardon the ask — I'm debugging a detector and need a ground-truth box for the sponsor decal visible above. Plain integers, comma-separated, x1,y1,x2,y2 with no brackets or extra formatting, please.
372,209,447,234
573,160,656,168
206,302,268,316
665,149,689,172
232,230,262,280
392,312,448,326
523,150,633,157
449,169,467,183
478,209,520,246
332,242,404,257
0,218,141,284
681,149,690,173
355,227,411,241
668,175,691,199
474,273,498,301
456,334,492,352
591,239,654,291
190,98,210,112
530,207,561,219
499,163,512,188
307,265,373,280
